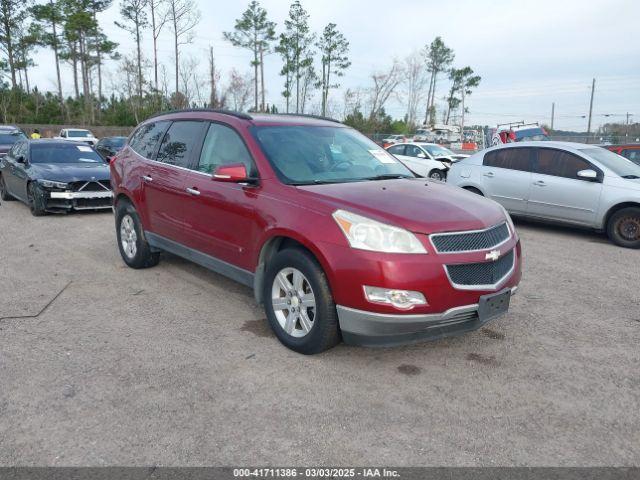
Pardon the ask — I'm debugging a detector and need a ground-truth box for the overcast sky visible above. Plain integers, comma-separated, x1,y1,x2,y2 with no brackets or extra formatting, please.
28,0,640,131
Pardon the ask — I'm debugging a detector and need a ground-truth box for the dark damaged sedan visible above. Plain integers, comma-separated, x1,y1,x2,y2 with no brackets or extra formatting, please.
0,140,112,216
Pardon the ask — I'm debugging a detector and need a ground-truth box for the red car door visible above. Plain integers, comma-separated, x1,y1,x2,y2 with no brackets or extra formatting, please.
141,120,207,242
179,122,261,272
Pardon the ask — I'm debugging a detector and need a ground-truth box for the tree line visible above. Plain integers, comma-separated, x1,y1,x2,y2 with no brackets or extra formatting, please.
0,0,480,134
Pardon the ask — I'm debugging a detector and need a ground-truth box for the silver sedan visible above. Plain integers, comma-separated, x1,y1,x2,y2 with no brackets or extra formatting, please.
447,141,640,248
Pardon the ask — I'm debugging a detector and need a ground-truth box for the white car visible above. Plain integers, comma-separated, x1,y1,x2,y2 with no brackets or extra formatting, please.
448,141,640,248
385,142,466,181
381,134,406,145
55,128,99,146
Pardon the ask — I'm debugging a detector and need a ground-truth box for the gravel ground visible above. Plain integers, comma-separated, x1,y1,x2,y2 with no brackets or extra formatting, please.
0,200,638,466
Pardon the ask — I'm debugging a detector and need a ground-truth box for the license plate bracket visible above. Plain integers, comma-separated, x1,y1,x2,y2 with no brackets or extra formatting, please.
478,289,511,322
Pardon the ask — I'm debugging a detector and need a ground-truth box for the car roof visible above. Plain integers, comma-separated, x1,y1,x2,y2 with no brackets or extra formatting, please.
485,140,601,154
404,142,444,147
0,125,20,131
145,109,343,128
28,139,92,146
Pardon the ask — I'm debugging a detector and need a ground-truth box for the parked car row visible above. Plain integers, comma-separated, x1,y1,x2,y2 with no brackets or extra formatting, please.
3,110,639,355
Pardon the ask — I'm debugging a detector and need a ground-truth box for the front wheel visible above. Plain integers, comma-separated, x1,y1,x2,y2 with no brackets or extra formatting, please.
115,201,160,268
0,174,14,201
27,182,46,216
428,169,446,181
263,247,340,354
607,207,640,249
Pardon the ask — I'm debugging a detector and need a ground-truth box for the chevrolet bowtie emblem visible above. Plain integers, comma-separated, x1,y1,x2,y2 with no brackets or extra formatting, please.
485,249,501,261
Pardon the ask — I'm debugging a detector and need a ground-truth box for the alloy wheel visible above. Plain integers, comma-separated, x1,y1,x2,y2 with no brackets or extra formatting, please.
120,214,138,259
271,267,316,338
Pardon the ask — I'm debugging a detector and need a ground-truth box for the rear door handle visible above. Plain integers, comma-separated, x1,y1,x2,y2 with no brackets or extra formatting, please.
142,175,153,182
533,180,546,187
186,187,200,196
483,172,494,178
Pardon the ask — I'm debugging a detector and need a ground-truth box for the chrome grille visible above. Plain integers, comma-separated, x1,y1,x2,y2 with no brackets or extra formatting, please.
446,249,515,289
431,222,510,253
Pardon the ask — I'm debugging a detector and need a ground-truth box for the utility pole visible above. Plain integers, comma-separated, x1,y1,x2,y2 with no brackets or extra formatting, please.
551,102,555,130
586,78,595,142
626,112,631,141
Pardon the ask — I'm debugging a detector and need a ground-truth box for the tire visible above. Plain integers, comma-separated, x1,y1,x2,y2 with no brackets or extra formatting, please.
27,182,46,216
428,169,445,181
263,247,340,354
0,174,14,201
464,186,484,196
115,200,160,268
607,207,640,249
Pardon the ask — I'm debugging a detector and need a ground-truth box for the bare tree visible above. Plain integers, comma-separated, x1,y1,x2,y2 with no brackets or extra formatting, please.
149,0,168,92
166,0,200,95
224,68,252,111
179,55,205,106
401,52,428,128
208,46,223,108
368,61,402,120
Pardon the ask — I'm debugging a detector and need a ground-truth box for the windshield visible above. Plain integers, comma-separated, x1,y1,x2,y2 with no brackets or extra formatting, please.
252,126,414,185
580,147,640,178
111,137,126,147
67,130,92,138
31,143,103,164
0,131,27,144
423,145,455,157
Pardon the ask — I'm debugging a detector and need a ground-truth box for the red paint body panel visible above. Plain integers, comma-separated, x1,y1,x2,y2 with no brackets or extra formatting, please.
111,111,522,318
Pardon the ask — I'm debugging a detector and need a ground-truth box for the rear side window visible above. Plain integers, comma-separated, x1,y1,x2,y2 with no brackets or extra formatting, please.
129,121,170,159
621,149,640,164
156,121,206,168
196,123,255,175
483,148,531,171
387,145,405,155
535,148,591,179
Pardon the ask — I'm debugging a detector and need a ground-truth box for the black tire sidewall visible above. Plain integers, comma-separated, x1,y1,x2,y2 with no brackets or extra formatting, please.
115,201,159,268
607,208,640,249
263,248,339,354
28,182,46,216
0,174,11,201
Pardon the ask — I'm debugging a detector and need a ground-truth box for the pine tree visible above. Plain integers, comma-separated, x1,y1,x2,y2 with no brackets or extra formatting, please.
223,1,275,112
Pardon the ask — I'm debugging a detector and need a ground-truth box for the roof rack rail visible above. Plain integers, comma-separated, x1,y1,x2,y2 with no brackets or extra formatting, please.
145,108,253,121
257,112,342,124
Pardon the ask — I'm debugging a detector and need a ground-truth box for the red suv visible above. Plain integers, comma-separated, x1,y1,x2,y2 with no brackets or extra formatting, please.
111,110,522,354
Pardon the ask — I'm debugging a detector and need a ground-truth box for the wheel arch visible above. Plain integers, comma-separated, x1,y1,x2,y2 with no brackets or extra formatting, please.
602,201,640,230
253,231,335,304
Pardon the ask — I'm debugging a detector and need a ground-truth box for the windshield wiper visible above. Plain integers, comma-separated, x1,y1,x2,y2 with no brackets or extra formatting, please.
365,173,414,181
289,178,360,186
621,175,640,179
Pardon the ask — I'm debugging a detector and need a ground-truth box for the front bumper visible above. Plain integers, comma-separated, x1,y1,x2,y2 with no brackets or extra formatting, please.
338,287,517,347
45,190,112,211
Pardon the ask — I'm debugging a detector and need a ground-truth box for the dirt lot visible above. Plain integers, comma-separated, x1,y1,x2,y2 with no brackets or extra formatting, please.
0,200,638,466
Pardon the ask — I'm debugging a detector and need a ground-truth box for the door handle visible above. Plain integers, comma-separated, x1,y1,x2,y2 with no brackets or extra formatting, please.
186,187,200,196
483,172,494,178
142,175,153,182
533,180,546,187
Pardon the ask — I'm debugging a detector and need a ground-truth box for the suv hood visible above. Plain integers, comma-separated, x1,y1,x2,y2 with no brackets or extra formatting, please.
30,162,110,182
297,179,506,235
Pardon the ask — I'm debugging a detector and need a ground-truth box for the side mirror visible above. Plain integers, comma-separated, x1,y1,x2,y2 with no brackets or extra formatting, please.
417,152,426,159
577,169,598,181
213,163,252,183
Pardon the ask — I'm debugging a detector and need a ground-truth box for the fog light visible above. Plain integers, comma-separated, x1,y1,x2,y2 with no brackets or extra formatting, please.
363,286,427,310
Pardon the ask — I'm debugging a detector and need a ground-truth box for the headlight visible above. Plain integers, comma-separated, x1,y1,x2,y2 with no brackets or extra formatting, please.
332,209,427,254
38,179,68,189
499,205,516,233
